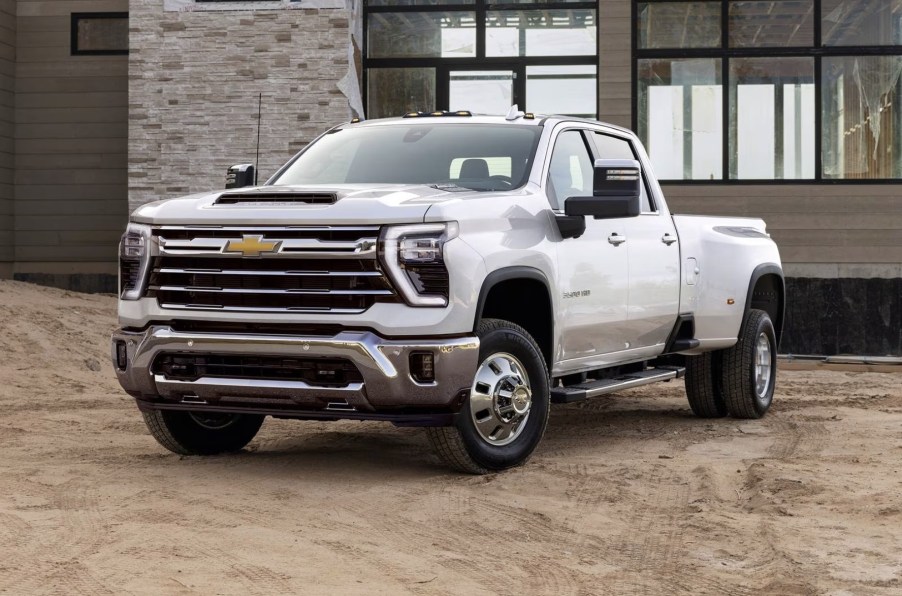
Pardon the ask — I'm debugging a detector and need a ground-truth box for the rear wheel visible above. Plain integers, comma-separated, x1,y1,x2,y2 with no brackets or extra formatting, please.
684,351,727,418
142,410,264,455
721,309,777,419
427,319,550,474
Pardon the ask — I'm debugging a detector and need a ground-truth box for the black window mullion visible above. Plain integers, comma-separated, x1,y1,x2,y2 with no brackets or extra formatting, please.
476,0,486,59
814,55,822,180
723,55,731,180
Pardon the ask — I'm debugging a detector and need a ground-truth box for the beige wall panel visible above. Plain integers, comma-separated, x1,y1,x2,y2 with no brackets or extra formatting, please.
16,1,125,18
16,168,126,186
17,76,124,93
597,1,632,128
663,184,902,264
18,122,124,139
17,137,124,155
14,245,118,261
15,107,127,123
0,0,12,265
16,214,125,231
16,91,127,109
16,184,124,201
16,198,125,213
14,1,128,265
16,59,127,79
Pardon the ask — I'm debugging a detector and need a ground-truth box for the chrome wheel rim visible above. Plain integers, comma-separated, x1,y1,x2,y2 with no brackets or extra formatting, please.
189,412,238,430
469,352,532,446
754,332,773,398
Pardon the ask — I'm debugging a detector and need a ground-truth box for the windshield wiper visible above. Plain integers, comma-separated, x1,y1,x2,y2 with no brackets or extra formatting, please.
428,182,491,192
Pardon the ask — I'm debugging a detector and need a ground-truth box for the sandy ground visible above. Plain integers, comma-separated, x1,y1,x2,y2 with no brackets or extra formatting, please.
0,279,900,595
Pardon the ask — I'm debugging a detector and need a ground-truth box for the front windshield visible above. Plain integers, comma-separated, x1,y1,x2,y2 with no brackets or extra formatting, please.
271,123,542,191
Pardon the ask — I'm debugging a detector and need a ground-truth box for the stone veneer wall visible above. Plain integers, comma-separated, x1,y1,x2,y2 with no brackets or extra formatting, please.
0,0,14,273
128,0,355,212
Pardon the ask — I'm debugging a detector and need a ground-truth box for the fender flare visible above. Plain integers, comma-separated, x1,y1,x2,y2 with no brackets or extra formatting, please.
474,266,553,326
743,263,785,346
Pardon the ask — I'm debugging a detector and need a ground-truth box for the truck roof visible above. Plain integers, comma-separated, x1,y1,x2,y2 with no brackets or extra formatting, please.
344,113,635,137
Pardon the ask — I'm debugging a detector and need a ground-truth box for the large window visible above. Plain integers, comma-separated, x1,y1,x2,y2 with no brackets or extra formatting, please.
365,1,598,119
635,0,902,181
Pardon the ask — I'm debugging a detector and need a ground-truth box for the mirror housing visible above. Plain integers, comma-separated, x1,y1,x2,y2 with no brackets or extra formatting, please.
225,164,256,189
564,159,641,220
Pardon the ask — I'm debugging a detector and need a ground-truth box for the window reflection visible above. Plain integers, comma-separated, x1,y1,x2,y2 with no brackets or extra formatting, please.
367,12,476,58
729,58,815,179
822,0,902,46
637,2,721,49
638,58,723,180
729,1,813,48
486,10,596,57
822,56,902,179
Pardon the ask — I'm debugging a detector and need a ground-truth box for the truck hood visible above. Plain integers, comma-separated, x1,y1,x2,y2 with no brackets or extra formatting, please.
130,184,477,226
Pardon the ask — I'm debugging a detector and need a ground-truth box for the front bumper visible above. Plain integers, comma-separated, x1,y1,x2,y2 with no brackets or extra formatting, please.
111,326,479,423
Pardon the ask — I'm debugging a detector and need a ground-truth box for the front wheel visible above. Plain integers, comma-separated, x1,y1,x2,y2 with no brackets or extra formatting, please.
142,410,264,455
427,319,550,474
721,309,777,419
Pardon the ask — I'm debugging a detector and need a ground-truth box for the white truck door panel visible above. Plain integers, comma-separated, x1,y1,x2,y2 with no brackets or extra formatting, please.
626,214,681,347
549,129,632,359
588,131,681,351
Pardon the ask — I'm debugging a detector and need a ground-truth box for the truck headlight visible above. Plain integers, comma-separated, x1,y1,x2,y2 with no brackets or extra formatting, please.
119,223,152,301
380,223,458,307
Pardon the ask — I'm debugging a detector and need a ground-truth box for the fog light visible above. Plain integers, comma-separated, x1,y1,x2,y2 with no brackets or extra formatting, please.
116,341,128,371
410,352,435,383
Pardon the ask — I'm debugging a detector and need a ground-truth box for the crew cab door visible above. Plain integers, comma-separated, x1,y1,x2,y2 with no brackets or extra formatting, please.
587,131,681,352
548,127,632,359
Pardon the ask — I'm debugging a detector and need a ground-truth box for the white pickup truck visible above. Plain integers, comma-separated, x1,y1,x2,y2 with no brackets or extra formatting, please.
112,110,784,473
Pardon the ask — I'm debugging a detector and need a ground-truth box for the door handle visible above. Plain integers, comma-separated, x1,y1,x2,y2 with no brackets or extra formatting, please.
661,233,677,246
608,233,626,246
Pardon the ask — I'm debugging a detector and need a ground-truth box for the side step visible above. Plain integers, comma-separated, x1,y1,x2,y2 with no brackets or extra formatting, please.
551,366,685,404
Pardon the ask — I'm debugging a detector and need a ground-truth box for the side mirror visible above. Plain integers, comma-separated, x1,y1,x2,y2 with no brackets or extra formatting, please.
225,164,256,189
564,159,641,219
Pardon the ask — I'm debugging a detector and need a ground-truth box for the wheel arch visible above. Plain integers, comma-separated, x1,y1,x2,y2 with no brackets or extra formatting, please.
744,263,785,348
475,267,554,369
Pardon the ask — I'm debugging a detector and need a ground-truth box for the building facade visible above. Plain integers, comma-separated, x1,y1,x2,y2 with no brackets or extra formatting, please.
2,0,128,291
1,0,900,356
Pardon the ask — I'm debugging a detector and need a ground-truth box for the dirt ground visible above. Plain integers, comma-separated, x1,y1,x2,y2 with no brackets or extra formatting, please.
0,279,900,595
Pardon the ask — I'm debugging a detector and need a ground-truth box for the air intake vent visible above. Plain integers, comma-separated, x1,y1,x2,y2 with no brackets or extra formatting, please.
215,192,337,205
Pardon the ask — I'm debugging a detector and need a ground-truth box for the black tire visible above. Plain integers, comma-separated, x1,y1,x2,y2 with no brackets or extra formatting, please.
426,318,550,474
721,309,777,419
142,410,264,455
684,351,727,418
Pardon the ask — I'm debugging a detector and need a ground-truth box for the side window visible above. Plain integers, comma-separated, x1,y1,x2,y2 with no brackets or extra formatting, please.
547,130,594,210
591,132,655,213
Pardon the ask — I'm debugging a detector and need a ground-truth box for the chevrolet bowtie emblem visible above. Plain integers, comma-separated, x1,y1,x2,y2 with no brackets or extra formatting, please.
224,235,280,257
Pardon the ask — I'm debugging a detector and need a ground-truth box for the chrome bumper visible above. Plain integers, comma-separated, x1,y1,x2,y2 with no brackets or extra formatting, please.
111,326,480,415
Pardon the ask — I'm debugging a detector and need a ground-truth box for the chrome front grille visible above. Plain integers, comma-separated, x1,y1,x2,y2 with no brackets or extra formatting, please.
146,226,397,313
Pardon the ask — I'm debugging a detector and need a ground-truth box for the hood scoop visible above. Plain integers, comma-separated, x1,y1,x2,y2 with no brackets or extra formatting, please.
215,191,337,206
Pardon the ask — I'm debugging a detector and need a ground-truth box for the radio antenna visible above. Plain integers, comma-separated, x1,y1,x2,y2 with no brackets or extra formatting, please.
254,92,262,185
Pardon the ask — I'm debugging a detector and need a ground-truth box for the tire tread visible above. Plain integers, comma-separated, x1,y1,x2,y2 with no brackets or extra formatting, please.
428,318,549,474
721,309,775,419
684,351,727,418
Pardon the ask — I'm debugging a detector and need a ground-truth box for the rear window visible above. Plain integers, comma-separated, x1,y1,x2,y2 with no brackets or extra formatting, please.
271,124,541,191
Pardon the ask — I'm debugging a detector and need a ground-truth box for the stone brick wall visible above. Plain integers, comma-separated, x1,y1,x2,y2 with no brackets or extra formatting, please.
128,1,354,212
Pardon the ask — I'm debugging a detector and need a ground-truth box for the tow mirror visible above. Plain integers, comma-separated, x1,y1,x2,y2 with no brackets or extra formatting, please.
225,164,256,189
564,159,641,220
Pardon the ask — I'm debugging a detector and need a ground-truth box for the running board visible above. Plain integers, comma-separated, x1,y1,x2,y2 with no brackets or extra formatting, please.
551,366,685,404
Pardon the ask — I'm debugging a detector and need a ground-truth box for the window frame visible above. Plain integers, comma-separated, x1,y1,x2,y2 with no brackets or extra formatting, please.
363,1,600,119
632,0,902,184
70,12,129,56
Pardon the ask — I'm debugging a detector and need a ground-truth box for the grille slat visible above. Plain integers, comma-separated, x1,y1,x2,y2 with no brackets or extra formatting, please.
147,227,397,313
153,353,363,387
